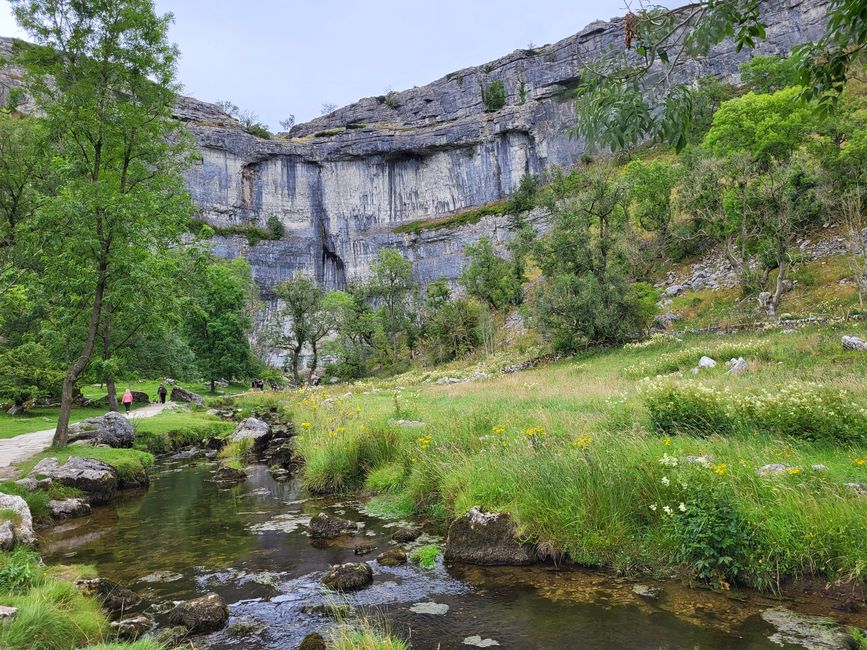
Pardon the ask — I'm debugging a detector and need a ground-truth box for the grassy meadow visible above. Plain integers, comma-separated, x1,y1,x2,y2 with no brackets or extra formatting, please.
238,322,867,592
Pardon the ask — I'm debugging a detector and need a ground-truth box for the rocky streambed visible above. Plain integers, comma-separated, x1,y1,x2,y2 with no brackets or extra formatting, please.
37,455,867,649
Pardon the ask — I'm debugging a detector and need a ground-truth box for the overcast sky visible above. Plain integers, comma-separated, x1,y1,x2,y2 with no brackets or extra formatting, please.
0,0,680,130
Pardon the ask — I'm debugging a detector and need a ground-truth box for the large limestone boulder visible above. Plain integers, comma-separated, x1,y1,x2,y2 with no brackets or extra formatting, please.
308,513,357,538
30,456,117,505
230,417,272,453
0,493,35,548
170,385,205,405
321,563,373,592
842,335,867,351
76,578,142,614
68,412,134,448
444,507,535,565
168,592,229,633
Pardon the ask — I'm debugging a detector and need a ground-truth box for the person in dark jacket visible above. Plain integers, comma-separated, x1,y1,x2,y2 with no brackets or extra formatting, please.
157,383,168,404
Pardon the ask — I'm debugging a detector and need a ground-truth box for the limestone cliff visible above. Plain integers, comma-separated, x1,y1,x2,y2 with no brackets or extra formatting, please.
174,0,829,301
0,0,831,304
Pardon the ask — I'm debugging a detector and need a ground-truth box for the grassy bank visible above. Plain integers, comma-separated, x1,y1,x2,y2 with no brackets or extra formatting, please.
132,409,234,454
254,324,867,592
0,547,156,650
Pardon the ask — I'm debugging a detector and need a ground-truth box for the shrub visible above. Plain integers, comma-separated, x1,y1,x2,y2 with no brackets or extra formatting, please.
0,547,42,594
266,215,284,239
482,79,506,112
671,486,755,588
644,383,735,436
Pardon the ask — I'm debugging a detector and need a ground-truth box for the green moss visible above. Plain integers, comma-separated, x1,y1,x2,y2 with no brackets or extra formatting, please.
392,200,509,234
314,128,344,137
19,447,153,483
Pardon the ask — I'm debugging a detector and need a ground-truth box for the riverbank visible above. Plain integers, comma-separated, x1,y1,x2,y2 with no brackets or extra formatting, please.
260,323,867,596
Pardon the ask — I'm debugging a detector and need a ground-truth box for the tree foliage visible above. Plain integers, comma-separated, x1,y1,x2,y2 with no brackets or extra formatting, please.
460,237,522,310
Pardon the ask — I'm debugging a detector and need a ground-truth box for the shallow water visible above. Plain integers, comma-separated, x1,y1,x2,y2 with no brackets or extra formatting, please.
38,457,859,649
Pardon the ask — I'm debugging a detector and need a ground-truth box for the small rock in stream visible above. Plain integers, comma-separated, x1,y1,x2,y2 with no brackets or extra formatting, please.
168,591,229,633
391,526,422,543
49,498,91,520
376,548,408,566
75,578,141,613
138,570,183,583
353,542,375,556
463,635,501,647
410,602,449,615
632,584,663,599
308,512,358,538
298,632,327,650
321,562,373,592
111,614,154,640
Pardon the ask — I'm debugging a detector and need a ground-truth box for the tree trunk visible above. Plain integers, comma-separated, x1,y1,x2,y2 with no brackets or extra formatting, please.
291,345,301,385
307,341,319,385
54,269,106,447
766,257,787,318
102,313,118,411
210,378,216,393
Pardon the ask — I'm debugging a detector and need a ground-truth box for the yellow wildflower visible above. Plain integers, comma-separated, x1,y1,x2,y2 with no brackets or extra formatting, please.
301,422,312,429
787,467,801,476
573,436,592,449
712,463,727,476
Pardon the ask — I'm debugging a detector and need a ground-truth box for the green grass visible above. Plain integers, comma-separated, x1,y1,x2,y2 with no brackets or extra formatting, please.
19,447,154,483
132,409,234,453
245,323,867,592
0,548,150,650
411,544,442,569
79,379,247,401
329,621,409,650
0,406,117,440
392,199,510,234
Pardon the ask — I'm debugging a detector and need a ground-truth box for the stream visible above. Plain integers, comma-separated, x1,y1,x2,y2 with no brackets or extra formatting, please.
37,456,862,649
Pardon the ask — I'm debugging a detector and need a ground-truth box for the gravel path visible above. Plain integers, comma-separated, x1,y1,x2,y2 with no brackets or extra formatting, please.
0,402,176,476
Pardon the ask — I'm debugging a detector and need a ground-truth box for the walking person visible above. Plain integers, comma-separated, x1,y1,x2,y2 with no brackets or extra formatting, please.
157,383,168,404
122,388,133,414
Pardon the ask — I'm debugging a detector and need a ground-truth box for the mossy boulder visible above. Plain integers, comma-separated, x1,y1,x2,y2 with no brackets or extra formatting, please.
321,562,373,592
376,548,407,567
168,592,229,633
308,512,357,538
444,506,535,565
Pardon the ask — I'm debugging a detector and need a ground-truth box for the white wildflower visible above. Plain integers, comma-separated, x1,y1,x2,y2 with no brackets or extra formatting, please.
663,505,673,515
678,502,686,512
661,476,670,486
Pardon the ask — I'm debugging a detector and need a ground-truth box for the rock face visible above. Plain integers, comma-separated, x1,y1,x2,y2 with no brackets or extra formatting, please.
445,506,535,565
230,417,272,453
321,562,373,591
76,578,142,614
30,456,118,505
170,385,205,405
308,513,357,538
0,493,35,548
0,2,831,364
48,498,92,520
168,592,229,634
68,412,135,448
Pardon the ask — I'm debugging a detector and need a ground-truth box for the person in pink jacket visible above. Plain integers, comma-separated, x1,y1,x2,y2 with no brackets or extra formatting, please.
122,388,133,414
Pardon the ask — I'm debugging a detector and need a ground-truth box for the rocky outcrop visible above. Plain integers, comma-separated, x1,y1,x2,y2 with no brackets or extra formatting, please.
445,507,535,565
168,592,229,634
76,578,142,614
0,493,35,548
321,562,373,592
170,386,204,405
30,456,117,505
0,3,830,366
308,513,357,539
49,498,91,520
230,417,272,453
68,412,135,448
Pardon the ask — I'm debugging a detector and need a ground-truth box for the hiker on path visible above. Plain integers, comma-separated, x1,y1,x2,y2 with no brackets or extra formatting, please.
157,383,168,404
122,388,133,414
